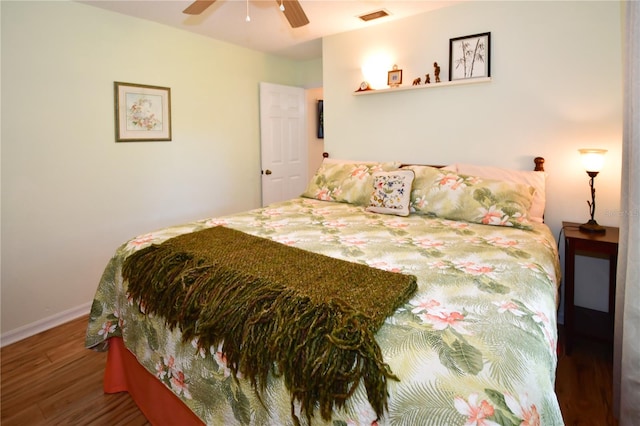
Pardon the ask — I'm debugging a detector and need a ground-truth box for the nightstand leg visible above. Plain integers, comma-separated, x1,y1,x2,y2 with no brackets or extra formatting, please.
608,252,617,335
564,238,576,355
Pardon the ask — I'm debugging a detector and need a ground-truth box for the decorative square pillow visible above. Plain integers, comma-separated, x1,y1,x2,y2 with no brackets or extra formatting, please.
448,163,547,223
405,165,535,229
365,170,415,216
302,159,401,206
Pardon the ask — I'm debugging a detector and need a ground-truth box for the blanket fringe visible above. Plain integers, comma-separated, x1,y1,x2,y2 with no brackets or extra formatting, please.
122,227,416,422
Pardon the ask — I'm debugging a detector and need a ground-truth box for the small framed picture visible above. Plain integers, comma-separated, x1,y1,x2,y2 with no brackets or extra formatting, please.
317,100,324,139
449,32,491,81
387,67,403,87
114,82,172,142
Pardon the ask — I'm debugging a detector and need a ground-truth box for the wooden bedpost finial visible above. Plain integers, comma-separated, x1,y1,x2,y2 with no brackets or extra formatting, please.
534,157,545,172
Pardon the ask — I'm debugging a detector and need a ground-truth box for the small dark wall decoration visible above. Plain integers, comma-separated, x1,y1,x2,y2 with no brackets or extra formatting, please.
317,100,324,139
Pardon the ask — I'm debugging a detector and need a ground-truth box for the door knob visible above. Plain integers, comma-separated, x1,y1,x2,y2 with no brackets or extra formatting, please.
264,169,272,175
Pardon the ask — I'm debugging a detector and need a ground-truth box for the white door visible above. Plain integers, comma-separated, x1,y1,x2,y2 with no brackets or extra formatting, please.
259,82,307,206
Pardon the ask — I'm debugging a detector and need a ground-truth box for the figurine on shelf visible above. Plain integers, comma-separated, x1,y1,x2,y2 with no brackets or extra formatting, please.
412,77,421,86
434,62,441,83
425,73,431,84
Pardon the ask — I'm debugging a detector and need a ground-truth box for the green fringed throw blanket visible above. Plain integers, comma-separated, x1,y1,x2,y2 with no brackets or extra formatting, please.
122,226,417,424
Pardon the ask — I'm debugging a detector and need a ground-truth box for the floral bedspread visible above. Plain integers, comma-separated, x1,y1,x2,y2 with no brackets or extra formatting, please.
85,197,563,426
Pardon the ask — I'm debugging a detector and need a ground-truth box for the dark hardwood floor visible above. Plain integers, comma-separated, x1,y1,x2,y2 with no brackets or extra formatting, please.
1,316,618,425
555,327,618,426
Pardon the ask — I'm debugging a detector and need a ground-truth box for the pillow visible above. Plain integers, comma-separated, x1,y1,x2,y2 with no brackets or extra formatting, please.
365,170,415,216
449,163,547,223
302,159,401,206
405,165,535,229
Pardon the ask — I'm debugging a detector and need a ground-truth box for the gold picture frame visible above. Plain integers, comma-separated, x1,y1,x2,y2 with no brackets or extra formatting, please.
114,82,172,142
387,67,403,87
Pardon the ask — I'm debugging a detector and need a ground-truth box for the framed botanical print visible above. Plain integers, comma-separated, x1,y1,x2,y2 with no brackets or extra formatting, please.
449,32,491,81
114,82,172,142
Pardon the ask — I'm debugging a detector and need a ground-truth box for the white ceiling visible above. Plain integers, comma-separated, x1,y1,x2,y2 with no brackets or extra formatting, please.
80,0,460,60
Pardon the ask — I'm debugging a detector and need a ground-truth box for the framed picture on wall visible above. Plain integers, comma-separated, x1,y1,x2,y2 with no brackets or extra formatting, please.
114,82,172,142
317,100,324,139
449,32,491,81
387,65,403,87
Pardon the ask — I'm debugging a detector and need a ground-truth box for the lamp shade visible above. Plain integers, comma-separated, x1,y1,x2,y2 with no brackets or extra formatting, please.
579,149,607,172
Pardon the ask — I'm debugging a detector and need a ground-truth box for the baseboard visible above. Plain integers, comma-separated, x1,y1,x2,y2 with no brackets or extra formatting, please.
0,302,92,347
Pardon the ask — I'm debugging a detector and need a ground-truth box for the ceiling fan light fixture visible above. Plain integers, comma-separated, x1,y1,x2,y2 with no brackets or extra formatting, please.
358,9,390,22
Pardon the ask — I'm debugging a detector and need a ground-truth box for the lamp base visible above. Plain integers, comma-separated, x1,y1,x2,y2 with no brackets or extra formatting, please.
579,220,606,234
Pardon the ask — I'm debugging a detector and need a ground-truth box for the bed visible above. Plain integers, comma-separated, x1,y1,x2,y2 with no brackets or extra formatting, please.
85,156,563,425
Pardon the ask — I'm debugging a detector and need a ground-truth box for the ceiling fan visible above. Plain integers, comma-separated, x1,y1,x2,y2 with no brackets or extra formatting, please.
183,0,310,28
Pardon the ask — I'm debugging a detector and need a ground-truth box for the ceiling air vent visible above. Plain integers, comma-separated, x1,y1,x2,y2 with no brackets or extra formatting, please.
358,9,390,22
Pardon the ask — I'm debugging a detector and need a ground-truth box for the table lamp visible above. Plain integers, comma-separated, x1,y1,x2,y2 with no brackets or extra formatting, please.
578,148,607,233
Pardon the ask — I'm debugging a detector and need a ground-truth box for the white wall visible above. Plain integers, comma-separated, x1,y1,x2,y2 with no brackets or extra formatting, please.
0,1,321,339
322,1,623,318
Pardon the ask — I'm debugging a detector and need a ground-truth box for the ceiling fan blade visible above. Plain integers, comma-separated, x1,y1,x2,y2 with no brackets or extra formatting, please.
183,0,216,15
279,0,310,28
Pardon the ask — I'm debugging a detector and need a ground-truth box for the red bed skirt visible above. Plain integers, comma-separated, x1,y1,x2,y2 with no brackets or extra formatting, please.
104,337,204,425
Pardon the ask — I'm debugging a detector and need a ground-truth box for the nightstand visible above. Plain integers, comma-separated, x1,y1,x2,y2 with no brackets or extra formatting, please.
562,221,619,355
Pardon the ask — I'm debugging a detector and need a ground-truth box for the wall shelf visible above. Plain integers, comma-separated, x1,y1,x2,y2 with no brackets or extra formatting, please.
353,77,491,96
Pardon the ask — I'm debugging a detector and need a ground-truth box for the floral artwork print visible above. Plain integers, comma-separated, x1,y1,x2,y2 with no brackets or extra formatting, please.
126,93,163,131
115,82,171,141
